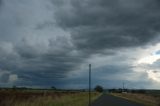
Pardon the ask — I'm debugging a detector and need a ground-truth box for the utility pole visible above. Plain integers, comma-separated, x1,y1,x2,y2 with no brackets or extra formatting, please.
123,82,124,89
89,64,91,106
123,82,125,92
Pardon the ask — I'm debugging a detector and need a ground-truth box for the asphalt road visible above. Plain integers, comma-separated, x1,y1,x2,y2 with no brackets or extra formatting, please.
91,94,144,106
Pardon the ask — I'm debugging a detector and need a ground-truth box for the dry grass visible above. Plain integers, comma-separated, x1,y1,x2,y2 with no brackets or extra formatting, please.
0,90,101,106
112,93,160,106
13,92,100,106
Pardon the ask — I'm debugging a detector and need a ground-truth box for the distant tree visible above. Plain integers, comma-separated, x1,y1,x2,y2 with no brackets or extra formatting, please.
12,85,17,88
12,85,17,90
20,87,28,90
131,89,136,93
118,88,123,93
137,89,146,94
51,86,56,90
94,85,103,92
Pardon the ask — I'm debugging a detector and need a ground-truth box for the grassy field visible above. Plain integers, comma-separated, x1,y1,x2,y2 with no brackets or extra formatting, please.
112,93,160,106
0,90,101,106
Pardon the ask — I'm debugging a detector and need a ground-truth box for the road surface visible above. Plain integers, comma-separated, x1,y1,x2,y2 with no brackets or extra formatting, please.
91,94,144,106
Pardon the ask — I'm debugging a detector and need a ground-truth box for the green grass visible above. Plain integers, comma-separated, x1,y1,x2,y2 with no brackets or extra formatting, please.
12,92,101,106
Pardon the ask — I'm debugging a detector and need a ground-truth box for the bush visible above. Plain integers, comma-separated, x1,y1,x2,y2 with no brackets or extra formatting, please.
94,85,103,92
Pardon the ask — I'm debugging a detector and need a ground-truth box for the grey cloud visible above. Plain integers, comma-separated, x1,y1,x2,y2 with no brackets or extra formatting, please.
59,64,150,89
0,73,9,83
52,0,160,52
0,0,160,88
147,59,160,71
0,69,18,86
0,0,2,7
0,0,2,6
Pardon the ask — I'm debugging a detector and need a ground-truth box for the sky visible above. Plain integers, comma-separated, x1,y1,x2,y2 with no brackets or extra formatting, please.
0,0,160,89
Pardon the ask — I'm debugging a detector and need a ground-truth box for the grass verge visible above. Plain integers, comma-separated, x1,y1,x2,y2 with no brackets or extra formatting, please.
11,92,101,106
112,93,160,106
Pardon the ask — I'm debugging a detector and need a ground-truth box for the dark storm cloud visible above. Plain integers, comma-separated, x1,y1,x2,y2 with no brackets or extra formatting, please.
56,64,150,89
52,0,160,51
0,73,9,83
0,0,2,6
11,36,86,81
50,0,160,88
0,0,160,88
